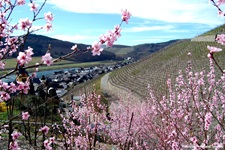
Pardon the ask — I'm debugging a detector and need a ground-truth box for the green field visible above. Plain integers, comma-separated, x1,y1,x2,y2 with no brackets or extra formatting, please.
105,47,134,57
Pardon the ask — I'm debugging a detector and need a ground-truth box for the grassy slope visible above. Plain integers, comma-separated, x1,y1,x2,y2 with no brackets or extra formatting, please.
105,47,134,57
109,37,225,99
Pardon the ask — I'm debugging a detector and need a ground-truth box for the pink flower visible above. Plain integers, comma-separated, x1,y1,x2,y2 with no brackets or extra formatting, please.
190,136,198,144
218,10,224,16
44,139,52,150
22,112,30,120
17,52,27,66
114,25,122,38
25,46,34,57
91,42,103,56
49,137,55,143
19,18,32,31
121,9,131,24
11,131,21,140
216,34,225,45
0,61,5,69
17,81,30,94
9,82,17,93
39,125,50,135
5,37,18,45
44,12,54,22
71,44,78,51
217,0,225,5
17,0,25,5
204,112,212,130
9,141,19,150
45,22,53,32
0,81,9,90
28,1,39,11
0,91,10,101
17,48,33,66
42,53,53,66
207,45,222,54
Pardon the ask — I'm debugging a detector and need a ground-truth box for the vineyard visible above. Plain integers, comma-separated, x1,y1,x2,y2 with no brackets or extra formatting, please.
108,35,225,99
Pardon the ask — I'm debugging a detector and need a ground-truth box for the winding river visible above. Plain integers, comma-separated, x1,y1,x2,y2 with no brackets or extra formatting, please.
2,68,78,83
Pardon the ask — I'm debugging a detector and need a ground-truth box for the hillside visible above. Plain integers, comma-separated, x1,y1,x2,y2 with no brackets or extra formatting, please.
14,34,178,62
108,27,225,99
202,23,225,36
104,40,179,60
21,34,117,62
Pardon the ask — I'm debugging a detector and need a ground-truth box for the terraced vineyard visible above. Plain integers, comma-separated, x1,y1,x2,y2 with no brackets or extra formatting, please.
109,39,225,99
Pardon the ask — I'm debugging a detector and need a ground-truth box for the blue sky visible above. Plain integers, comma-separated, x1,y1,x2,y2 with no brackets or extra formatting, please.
12,0,225,46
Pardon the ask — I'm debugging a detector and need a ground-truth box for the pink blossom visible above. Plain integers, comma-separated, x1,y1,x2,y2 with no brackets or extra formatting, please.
216,34,225,45
207,45,222,54
44,12,54,22
217,0,225,5
0,81,9,90
19,18,32,31
0,91,10,101
49,137,55,143
5,37,18,45
91,42,103,56
17,81,30,94
190,136,198,144
0,61,5,69
44,139,52,150
17,0,25,5
121,9,131,24
218,10,224,16
25,46,33,55
39,125,50,135
45,22,53,32
9,82,17,93
99,34,107,44
11,131,21,140
71,44,78,51
9,141,19,150
207,53,212,58
28,1,39,11
42,53,53,66
114,25,122,38
31,72,36,78
22,112,30,120
204,112,212,130
105,30,117,47
17,52,29,66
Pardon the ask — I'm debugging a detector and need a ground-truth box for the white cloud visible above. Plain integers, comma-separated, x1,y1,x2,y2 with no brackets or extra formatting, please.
47,0,224,25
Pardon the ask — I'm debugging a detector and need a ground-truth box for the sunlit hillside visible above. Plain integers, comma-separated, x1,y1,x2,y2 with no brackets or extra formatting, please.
109,28,225,99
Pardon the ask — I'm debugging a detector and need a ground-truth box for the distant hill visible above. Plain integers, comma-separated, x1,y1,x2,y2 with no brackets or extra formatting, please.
18,34,180,62
104,40,179,60
21,34,117,62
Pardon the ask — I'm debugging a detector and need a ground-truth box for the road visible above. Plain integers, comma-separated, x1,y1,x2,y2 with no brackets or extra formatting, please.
100,72,142,104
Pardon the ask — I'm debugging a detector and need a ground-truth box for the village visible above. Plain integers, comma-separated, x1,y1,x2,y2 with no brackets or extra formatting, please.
22,58,135,113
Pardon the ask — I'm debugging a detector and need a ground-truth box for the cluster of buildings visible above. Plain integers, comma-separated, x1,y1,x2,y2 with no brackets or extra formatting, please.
31,60,134,99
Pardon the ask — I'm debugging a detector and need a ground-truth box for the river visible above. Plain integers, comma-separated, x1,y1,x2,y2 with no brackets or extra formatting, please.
1,68,78,83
